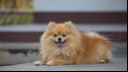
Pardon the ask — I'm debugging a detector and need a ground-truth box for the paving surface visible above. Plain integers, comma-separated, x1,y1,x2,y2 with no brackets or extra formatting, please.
0,57,127,71
0,43,127,71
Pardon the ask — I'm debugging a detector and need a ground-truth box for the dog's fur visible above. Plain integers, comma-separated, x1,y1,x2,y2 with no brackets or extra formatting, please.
34,21,112,66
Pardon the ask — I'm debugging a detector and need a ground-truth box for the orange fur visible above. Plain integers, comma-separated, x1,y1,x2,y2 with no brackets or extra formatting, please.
34,21,112,66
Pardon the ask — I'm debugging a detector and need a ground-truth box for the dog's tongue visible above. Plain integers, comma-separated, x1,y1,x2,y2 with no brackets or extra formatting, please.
57,42,63,47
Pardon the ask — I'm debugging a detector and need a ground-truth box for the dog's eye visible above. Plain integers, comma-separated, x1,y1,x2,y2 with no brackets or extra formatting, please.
53,34,57,37
62,33,66,37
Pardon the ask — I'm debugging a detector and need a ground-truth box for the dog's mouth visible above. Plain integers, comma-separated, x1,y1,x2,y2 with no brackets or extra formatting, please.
55,40,66,48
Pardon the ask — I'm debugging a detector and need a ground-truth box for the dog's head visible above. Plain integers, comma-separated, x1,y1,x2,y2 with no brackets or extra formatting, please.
44,21,78,48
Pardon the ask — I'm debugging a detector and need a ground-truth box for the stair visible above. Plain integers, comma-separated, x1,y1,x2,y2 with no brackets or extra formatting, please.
0,23,127,65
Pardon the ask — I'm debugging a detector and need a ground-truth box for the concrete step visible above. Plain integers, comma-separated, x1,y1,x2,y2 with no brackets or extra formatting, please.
0,24,127,42
0,24,127,32
0,42,127,65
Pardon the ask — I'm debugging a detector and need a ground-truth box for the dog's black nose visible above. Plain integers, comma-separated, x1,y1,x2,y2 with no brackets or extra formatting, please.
58,38,62,42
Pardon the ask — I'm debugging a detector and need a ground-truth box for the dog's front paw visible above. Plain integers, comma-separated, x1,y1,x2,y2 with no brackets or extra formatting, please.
46,59,67,66
34,60,46,66
99,59,106,63
46,60,56,66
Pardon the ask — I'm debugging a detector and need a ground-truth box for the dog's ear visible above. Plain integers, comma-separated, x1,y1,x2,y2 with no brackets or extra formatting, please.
65,21,76,29
47,21,56,29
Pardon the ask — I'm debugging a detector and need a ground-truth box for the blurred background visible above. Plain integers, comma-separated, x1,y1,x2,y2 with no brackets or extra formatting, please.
0,0,127,66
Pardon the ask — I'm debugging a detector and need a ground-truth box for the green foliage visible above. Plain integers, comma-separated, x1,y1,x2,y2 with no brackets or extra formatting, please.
0,14,33,25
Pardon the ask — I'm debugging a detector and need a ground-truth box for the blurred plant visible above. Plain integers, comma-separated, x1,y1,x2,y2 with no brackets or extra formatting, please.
0,0,33,10
0,0,33,25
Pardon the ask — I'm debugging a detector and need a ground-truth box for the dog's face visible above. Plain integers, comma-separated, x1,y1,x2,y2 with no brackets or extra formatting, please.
45,21,76,48
52,30,68,48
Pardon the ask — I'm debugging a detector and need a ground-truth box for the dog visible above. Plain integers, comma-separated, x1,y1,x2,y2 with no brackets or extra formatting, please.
34,21,112,66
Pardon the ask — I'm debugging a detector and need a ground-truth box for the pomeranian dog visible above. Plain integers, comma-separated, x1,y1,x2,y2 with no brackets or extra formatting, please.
34,21,112,66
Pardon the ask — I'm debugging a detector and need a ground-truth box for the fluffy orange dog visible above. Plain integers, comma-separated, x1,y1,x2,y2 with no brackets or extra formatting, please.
34,21,112,66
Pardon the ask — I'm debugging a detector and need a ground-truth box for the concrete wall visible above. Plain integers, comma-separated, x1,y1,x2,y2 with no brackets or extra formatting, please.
34,0,127,12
